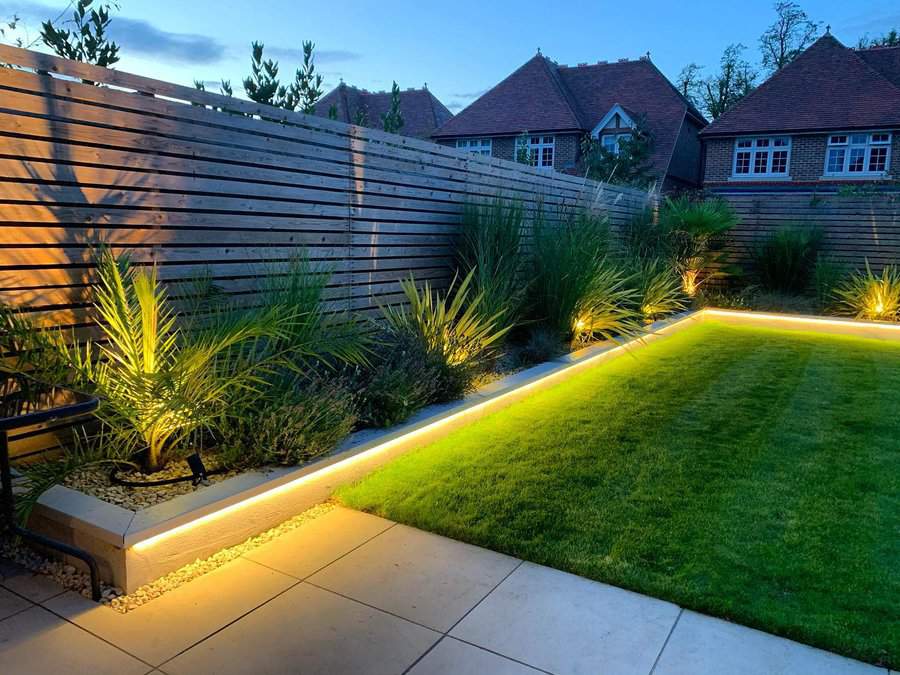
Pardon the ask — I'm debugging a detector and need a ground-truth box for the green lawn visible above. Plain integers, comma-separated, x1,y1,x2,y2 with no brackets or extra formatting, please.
337,322,900,668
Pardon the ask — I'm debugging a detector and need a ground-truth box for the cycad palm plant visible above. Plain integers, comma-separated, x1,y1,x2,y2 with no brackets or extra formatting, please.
78,251,288,471
834,262,900,321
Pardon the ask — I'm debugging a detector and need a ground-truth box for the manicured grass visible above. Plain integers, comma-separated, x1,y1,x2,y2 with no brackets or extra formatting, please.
338,322,900,667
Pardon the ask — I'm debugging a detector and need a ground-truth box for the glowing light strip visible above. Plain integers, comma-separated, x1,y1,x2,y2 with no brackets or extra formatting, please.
703,308,900,332
130,313,698,552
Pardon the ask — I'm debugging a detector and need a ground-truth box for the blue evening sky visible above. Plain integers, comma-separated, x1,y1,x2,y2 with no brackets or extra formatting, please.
2,0,898,112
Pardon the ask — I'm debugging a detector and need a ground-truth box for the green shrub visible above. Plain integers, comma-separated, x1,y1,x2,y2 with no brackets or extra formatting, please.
217,375,356,468
658,195,738,296
530,207,640,342
813,254,845,311
356,335,439,427
619,208,670,261
381,271,510,401
518,326,566,365
626,257,688,322
752,225,823,292
456,198,527,328
834,262,900,321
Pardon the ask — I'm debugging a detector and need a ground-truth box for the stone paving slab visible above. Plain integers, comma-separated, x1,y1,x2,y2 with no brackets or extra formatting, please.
0,506,889,675
451,561,681,675
43,557,296,667
307,523,519,632
243,505,394,579
407,636,547,674
652,610,887,675
0,605,147,674
162,581,440,675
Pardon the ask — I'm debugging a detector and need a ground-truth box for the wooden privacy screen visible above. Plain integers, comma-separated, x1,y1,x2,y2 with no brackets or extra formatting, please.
716,192,900,274
0,45,651,332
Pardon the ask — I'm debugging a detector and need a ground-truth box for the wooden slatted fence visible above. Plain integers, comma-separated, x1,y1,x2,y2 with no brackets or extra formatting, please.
713,191,900,277
0,45,652,333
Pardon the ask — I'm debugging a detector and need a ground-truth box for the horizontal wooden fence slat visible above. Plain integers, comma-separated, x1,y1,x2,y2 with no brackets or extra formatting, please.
0,45,651,334
712,191,900,279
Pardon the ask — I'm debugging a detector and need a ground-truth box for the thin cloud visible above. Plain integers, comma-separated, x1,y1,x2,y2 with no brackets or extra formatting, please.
0,1,226,64
264,45,361,64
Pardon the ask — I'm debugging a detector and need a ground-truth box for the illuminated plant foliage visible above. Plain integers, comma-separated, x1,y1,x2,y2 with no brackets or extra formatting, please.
834,262,900,322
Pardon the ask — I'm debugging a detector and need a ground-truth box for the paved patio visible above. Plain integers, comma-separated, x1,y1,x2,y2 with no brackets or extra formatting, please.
0,506,890,674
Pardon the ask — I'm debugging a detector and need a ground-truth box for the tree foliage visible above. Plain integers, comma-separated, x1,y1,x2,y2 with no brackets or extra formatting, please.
857,28,900,48
238,40,324,112
40,0,120,67
382,81,404,133
580,121,655,188
759,1,821,73
682,44,757,120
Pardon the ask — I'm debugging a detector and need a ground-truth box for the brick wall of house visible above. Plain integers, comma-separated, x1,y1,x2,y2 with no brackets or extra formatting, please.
704,131,900,185
434,133,581,173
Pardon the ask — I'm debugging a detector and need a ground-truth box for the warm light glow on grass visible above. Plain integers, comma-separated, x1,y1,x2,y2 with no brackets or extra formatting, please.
131,308,899,554
129,313,698,553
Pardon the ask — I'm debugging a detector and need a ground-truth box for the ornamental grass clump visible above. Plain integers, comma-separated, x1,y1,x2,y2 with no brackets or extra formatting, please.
529,207,640,343
456,198,528,329
834,262,900,321
627,257,688,322
752,225,823,293
381,270,511,401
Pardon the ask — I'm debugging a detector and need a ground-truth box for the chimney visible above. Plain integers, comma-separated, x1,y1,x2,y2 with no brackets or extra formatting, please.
618,58,629,63
578,62,588,67
596,60,607,65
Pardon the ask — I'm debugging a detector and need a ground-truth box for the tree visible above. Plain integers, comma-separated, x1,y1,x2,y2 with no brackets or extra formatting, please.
514,132,531,164
1,14,21,47
696,44,757,120
580,121,656,188
242,42,283,107
676,63,703,105
292,40,324,113
41,0,120,67
354,107,369,126
381,81,404,133
857,29,900,48
327,104,338,120
759,1,821,73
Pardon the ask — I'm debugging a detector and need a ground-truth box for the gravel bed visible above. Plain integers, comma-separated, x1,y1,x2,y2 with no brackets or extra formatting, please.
1,501,335,611
63,458,242,511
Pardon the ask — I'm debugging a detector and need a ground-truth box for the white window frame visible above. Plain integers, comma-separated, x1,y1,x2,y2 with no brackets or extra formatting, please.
600,132,633,156
514,135,555,170
823,131,892,178
731,136,792,179
456,138,492,156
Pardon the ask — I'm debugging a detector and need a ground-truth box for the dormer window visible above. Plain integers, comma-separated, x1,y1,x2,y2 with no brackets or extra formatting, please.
732,137,791,179
824,132,891,177
591,104,636,157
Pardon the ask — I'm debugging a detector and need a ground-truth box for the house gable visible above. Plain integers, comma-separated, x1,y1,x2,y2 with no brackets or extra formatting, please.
590,104,636,137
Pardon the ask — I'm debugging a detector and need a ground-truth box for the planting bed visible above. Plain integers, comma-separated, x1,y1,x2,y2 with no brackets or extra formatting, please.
339,317,900,668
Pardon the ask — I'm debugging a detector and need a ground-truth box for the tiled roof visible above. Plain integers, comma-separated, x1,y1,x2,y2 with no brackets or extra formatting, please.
313,84,453,139
701,35,900,137
430,53,704,179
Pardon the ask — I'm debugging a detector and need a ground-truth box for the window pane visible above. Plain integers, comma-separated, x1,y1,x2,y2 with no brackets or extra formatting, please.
753,151,769,173
735,152,751,174
869,147,888,172
737,139,752,148
541,147,553,166
543,136,554,144
871,133,890,144
848,148,865,172
771,150,788,174
829,135,847,145
850,133,867,145
826,148,845,173
773,138,788,147
481,139,491,147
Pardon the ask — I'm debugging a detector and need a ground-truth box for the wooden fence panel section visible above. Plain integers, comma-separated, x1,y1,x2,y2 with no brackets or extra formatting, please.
0,45,651,330
714,191,900,276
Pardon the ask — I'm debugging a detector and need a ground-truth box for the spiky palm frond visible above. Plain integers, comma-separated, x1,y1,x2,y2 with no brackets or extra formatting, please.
834,261,900,322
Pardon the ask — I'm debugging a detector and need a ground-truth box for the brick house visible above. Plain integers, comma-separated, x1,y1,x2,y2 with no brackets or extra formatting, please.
431,52,707,190
314,83,453,139
700,35,900,191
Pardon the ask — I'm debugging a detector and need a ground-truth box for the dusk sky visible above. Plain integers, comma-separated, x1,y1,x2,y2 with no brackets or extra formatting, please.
2,0,898,113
